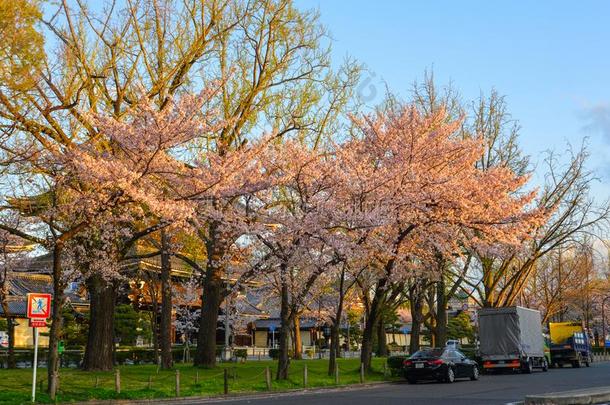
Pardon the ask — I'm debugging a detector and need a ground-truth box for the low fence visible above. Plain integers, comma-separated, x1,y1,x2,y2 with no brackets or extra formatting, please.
0,346,373,368
0,358,390,402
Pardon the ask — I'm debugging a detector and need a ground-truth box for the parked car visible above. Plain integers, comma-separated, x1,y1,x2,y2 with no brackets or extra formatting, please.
403,347,479,384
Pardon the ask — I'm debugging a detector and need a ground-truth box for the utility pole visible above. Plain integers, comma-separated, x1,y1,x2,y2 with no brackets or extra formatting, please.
602,296,610,355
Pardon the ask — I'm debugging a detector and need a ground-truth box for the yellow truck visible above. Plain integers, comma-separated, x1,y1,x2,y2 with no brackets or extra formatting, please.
549,322,592,368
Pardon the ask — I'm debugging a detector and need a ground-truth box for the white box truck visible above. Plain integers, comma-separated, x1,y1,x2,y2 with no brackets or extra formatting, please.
478,306,548,373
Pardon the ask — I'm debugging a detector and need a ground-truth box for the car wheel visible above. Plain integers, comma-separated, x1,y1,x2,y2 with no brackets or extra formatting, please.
445,367,455,383
470,366,479,381
407,377,417,384
523,359,533,374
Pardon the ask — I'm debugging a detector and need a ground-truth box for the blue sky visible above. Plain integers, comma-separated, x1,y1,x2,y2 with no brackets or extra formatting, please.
299,0,610,199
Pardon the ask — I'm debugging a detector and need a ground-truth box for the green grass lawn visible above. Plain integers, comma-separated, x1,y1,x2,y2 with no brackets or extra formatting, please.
0,357,393,404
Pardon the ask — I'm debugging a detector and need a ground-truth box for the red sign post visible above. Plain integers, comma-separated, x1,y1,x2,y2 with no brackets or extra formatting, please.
26,293,51,403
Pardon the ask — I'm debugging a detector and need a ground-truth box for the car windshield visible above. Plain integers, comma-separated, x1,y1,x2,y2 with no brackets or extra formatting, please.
410,348,444,359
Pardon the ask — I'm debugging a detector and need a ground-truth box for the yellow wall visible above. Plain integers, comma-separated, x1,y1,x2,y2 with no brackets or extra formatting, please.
254,331,268,347
13,318,49,348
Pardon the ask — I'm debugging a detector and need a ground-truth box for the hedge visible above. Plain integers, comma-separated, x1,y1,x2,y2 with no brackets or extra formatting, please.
386,355,407,376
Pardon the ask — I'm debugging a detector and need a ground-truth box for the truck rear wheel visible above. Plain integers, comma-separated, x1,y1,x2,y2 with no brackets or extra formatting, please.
572,354,582,368
522,358,533,374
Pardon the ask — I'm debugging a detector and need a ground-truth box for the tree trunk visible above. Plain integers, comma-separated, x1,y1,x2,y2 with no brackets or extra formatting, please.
276,273,291,380
329,269,346,376
6,317,15,369
0,299,15,369
376,314,388,357
409,295,424,354
195,224,225,368
160,230,173,369
293,316,302,360
194,267,222,367
150,300,159,364
361,288,382,372
435,278,447,347
82,274,116,371
48,245,65,395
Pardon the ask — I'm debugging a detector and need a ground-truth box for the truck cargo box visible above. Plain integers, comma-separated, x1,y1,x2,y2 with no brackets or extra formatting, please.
478,306,544,360
549,322,585,344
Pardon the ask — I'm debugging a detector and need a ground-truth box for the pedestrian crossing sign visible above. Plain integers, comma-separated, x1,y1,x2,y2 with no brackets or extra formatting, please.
26,293,52,319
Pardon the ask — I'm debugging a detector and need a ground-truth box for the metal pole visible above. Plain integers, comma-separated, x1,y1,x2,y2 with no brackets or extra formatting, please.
31,327,39,403
272,330,275,348
602,296,610,356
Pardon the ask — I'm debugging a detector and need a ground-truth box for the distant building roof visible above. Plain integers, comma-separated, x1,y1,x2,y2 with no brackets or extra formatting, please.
0,272,88,317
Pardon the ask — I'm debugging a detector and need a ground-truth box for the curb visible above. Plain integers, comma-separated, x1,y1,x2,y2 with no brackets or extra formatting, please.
525,386,610,405
72,381,395,404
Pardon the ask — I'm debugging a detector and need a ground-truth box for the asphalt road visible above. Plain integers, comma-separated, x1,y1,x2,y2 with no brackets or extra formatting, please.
198,361,610,405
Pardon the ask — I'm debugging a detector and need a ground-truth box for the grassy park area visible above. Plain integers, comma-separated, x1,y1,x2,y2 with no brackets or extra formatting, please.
0,358,393,404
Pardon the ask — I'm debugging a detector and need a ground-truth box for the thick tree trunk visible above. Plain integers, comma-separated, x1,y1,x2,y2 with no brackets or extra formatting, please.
48,245,65,396
276,275,291,380
328,323,341,376
194,268,222,367
360,314,377,372
195,224,226,368
376,314,388,357
435,278,447,347
293,316,302,360
82,275,116,371
160,230,173,369
409,295,424,354
361,289,382,372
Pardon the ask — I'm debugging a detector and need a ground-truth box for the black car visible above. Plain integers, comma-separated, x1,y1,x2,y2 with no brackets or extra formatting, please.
403,348,479,384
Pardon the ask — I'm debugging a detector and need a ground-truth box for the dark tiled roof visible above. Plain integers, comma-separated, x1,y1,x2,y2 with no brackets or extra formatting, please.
0,272,88,317
0,300,27,317
8,273,53,296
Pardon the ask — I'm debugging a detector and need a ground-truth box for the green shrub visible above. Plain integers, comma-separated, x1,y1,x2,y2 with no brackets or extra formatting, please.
234,349,248,362
387,355,407,376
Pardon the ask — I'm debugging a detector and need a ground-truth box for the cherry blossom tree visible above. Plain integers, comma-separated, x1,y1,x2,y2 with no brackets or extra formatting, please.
330,105,543,371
